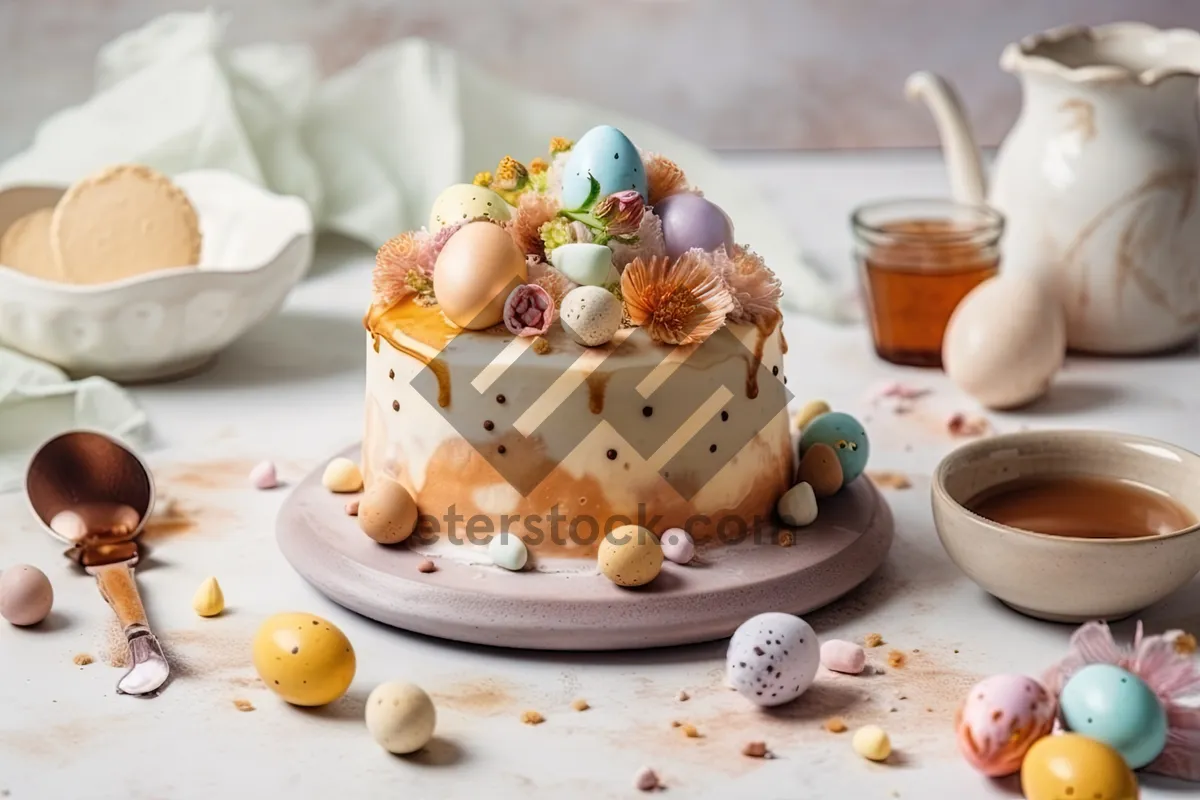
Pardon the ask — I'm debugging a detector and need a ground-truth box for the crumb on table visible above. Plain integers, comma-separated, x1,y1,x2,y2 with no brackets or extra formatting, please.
73,653,94,666
532,336,551,355
521,710,545,725
417,559,437,574
887,650,907,669
864,633,884,648
634,767,660,792
778,531,794,548
233,699,255,712
742,740,768,758
676,689,690,702
681,723,701,738
867,471,912,490
571,698,589,712
824,717,848,733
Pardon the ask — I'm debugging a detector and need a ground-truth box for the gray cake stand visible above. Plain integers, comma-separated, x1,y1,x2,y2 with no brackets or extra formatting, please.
277,444,894,651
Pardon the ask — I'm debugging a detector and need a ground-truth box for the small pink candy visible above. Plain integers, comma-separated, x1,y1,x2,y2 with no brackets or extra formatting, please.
820,639,866,674
503,284,555,336
633,767,660,792
249,460,278,490
660,527,694,564
345,499,360,516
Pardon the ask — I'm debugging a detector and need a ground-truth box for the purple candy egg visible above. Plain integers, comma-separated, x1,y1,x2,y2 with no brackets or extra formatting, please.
656,194,735,260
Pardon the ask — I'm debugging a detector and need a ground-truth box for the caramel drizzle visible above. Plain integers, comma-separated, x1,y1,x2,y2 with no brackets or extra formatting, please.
586,372,611,415
364,301,454,408
744,314,780,400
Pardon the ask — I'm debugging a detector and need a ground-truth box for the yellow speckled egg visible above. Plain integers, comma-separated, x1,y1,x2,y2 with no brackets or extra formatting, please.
433,221,528,330
253,612,356,706
598,525,663,587
797,442,843,498
1021,734,1138,800
428,183,512,232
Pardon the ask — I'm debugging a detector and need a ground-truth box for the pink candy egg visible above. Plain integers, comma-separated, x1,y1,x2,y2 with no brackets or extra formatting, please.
955,674,1056,777
820,639,866,674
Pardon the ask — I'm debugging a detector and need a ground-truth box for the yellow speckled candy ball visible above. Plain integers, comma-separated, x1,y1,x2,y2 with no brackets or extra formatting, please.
253,612,356,706
598,525,663,587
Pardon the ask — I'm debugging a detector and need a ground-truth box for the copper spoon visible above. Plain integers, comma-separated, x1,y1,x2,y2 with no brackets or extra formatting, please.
25,430,169,697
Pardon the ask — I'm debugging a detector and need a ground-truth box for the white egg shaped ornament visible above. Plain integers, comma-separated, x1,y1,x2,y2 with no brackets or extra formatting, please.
726,612,820,707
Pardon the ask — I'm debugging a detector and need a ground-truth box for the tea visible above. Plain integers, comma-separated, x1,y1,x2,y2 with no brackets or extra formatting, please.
966,474,1195,539
859,217,999,367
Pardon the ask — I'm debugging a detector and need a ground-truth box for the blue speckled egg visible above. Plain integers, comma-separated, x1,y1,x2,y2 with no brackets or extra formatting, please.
1060,663,1167,770
560,125,647,209
798,412,869,484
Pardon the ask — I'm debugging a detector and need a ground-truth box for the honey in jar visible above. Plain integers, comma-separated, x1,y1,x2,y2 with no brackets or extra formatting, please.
853,200,1003,367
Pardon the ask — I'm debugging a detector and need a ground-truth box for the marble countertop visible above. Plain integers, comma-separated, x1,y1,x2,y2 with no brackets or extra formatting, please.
0,151,1197,799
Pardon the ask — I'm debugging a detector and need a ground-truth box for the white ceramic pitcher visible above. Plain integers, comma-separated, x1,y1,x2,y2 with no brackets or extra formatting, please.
907,22,1200,354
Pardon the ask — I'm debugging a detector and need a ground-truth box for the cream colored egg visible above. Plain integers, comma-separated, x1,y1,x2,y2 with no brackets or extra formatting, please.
358,478,418,544
433,222,528,330
365,681,437,754
598,525,663,587
943,275,1065,410
428,184,512,232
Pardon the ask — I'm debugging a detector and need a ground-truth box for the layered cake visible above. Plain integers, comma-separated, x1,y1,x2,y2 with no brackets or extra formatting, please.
362,126,860,570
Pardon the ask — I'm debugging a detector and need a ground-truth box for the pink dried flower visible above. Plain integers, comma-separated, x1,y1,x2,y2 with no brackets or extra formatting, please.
528,258,577,307
610,208,667,270
1044,621,1200,781
510,192,561,260
503,284,555,336
593,190,645,238
374,230,436,304
717,246,782,325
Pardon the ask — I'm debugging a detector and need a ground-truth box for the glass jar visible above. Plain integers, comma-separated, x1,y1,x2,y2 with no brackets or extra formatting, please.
852,199,1003,368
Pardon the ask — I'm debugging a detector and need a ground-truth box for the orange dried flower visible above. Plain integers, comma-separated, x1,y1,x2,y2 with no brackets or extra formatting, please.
529,157,549,174
473,171,492,187
549,136,573,154
374,231,434,304
621,251,734,345
644,152,689,205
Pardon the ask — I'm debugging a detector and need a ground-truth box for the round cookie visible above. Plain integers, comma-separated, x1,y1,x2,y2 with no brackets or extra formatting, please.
50,164,201,284
0,208,60,280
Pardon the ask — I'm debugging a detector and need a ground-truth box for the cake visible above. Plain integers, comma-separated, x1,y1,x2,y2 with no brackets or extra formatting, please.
363,125,814,565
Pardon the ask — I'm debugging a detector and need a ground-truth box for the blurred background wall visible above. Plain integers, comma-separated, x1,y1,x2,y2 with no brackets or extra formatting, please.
2,0,1197,160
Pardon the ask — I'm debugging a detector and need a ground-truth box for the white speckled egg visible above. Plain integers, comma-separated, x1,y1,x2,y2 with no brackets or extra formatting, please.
560,285,623,347
726,612,820,707
942,275,1065,409
428,184,512,232
433,221,528,330
365,681,437,754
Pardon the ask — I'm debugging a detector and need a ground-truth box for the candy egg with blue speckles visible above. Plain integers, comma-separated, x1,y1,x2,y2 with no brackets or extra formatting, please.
726,612,819,707
560,126,646,209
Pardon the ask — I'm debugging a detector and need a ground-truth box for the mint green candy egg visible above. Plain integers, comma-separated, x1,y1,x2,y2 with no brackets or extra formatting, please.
798,412,869,483
1060,663,1167,769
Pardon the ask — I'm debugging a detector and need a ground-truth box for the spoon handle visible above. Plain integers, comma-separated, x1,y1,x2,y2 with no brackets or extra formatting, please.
91,562,149,630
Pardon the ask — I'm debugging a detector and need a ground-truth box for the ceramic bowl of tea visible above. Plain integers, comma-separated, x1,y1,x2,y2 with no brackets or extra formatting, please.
932,429,1200,623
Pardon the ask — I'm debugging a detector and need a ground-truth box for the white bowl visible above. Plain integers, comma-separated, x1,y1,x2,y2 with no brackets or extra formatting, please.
0,170,314,382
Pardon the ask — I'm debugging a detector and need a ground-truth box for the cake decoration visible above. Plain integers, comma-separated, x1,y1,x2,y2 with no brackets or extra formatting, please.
560,285,623,347
249,460,279,490
0,564,54,626
620,251,734,345
799,411,870,485
322,457,364,493
656,193,735,261
364,681,437,755
548,242,617,286
643,152,691,205
819,639,866,675
793,400,831,432
427,183,512,232
851,725,892,762
252,612,356,707
776,481,818,527
560,125,647,208
358,478,418,545
502,284,554,337
191,576,225,617
721,247,783,325
660,528,695,564
433,220,528,329
1021,734,1138,800
726,612,819,707
488,532,529,571
954,674,1056,777
598,526,663,587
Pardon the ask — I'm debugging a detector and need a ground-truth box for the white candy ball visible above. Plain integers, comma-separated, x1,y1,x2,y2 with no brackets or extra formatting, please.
560,285,623,347
365,681,437,754
489,532,529,571
726,612,820,707
777,482,818,527
660,528,694,564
